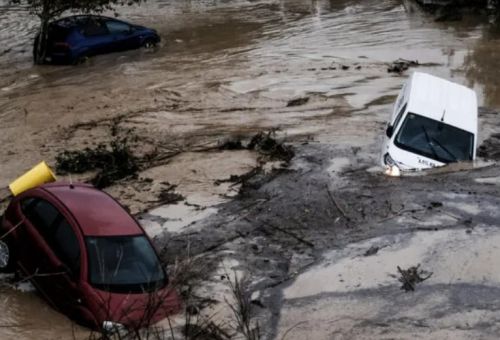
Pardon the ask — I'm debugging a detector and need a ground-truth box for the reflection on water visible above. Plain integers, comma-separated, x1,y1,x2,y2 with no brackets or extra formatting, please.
464,22,500,107
0,283,89,339
1,0,500,338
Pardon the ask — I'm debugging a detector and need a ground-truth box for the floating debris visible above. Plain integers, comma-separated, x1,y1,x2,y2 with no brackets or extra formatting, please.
214,167,262,186
363,246,380,257
397,264,433,292
218,137,245,150
429,201,443,209
287,97,310,107
157,185,184,205
387,58,419,73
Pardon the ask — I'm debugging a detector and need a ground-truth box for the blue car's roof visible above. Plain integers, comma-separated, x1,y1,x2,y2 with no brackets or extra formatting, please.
52,15,127,29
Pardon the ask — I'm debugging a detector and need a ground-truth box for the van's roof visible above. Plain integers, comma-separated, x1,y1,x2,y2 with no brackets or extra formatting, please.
407,72,477,134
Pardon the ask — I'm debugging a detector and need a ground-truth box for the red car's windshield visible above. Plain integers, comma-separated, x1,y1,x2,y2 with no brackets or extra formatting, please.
86,235,166,293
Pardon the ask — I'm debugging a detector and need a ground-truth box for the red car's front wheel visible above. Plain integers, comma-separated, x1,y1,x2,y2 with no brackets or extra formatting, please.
0,239,14,272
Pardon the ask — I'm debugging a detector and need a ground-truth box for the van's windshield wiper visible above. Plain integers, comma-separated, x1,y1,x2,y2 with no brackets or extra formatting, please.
430,136,458,162
421,125,439,160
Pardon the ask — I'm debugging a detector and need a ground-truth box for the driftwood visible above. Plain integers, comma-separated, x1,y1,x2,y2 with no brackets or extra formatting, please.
325,185,351,224
259,220,315,248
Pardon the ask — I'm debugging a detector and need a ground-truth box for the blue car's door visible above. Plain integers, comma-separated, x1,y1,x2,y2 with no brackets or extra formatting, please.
105,20,142,51
80,18,114,55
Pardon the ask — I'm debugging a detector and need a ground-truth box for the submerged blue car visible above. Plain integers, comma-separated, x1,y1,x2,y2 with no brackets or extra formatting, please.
35,15,161,64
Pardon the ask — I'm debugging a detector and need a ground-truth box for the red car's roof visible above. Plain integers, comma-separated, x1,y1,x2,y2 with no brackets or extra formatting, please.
40,183,143,237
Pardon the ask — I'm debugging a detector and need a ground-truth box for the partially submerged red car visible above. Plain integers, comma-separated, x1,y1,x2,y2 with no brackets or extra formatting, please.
0,182,180,331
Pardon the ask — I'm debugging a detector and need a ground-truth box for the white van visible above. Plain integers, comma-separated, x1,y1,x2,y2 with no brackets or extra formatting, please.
381,72,478,173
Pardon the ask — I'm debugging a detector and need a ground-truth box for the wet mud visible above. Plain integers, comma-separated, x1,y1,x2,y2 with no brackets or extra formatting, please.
157,143,500,339
2,0,500,338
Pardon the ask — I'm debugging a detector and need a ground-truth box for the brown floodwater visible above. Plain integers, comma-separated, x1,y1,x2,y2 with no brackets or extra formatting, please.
1,0,500,338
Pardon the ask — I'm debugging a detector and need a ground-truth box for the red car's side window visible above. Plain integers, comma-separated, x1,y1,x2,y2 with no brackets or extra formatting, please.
27,200,59,234
22,198,81,277
20,197,37,215
53,219,81,277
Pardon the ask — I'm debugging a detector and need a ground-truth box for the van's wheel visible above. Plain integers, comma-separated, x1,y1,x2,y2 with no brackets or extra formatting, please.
143,39,157,49
0,239,14,273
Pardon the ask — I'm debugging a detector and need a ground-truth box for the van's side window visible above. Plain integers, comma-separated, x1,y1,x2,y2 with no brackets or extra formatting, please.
393,103,407,131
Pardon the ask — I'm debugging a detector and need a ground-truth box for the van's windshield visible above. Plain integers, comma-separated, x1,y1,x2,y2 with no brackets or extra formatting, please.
395,112,474,163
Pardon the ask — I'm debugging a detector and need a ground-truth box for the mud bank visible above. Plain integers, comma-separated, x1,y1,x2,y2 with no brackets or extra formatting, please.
154,138,500,339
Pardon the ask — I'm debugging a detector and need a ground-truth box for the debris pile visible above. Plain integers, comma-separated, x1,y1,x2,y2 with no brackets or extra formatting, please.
397,264,433,292
55,138,139,188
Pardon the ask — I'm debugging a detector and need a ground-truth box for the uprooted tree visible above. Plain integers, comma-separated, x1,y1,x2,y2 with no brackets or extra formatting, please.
9,0,144,64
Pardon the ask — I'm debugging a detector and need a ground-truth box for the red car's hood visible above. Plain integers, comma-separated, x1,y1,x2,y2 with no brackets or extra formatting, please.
88,284,181,328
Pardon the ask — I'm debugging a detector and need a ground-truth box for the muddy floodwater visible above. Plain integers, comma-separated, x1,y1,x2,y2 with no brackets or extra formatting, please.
2,0,500,339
